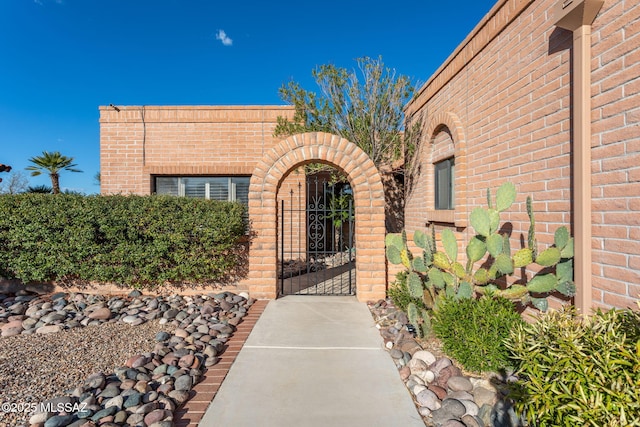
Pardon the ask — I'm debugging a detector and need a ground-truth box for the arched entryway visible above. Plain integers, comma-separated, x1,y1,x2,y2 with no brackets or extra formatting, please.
246,132,386,302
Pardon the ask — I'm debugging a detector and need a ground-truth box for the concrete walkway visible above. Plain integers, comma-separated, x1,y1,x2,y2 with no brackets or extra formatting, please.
200,295,425,427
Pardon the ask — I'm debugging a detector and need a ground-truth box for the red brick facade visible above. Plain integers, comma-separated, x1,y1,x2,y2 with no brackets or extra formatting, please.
404,0,639,309
99,108,388,301
99,106,296,194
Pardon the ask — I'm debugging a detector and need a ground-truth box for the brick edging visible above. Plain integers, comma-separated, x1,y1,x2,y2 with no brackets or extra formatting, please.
173,299,269,427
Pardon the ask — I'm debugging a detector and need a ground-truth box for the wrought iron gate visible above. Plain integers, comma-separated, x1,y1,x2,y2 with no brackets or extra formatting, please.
278,176,355,296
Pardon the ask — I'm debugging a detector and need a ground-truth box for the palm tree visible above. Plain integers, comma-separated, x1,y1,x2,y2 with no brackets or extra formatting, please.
25,151,82,194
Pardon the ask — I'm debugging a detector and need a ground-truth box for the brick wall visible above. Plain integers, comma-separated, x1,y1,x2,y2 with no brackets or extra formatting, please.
99,105,296,195
405,0,639,309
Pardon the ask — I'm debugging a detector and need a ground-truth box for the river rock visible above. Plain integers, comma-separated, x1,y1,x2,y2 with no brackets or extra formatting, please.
88,308,112,320
448,376,473,392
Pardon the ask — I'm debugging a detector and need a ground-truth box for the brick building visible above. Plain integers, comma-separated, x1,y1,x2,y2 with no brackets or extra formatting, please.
404,0,639,310
100,0,638,308
99,105,296,197
99,107,388,301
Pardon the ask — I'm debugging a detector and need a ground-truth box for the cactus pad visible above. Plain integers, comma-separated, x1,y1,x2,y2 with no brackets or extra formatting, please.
495,182,516,212
527,273,558,293
470,207,491,237
466,236,487,263
513,248,533,268
428,267,445,289
495,253,514,275
536,247,561,267
486,233,504,258
554,226,569,250
408,272,423,298
498,284,528,300
386,245,402,265
413,229,427,250
433,251,451,270
474,268,490,284
412,256,429,273
442,229,458,263
457,282,474,299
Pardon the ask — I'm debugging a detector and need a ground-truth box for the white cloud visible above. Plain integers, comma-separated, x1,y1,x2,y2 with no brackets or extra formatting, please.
215,29,233,46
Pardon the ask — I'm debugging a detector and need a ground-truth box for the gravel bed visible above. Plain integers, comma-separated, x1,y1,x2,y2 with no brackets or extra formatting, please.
0,321,168,427
0,290,251,427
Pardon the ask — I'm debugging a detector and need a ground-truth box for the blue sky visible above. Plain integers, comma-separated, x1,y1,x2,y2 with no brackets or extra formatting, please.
0,0,496,194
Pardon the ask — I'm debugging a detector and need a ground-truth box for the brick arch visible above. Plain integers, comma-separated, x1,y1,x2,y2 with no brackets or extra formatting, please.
419,111,469,227
246,132,386,302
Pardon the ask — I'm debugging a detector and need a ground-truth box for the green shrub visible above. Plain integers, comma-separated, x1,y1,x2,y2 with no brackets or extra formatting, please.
506,306,640,427
432,296,524,373
0,194,247,287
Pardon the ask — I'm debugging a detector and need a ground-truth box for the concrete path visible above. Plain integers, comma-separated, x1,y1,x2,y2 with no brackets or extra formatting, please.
200,295,425,427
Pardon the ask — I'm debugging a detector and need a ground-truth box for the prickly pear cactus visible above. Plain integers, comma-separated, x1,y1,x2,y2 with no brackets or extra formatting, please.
386,182,576,313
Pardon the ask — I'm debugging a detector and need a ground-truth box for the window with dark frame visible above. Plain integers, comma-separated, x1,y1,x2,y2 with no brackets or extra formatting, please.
434,157,455,210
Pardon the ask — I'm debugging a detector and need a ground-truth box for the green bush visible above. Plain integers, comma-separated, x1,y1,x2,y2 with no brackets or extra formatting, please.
0,194,247,287
506,306,640,427
432,296,524,373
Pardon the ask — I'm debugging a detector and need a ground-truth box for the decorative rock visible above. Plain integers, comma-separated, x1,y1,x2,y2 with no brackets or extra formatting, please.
36,325,62,334
448,390,474,402
436,365,463,389
178,354,195,369
44,414,74,427
428,384,448,400
413,350,437,366
86,373,106,389
174,374,192,391
163,309,179,319
448,376,474,392
461,414,483,427
441,420,466,427
390,348,404,359
168,390,190,405
416,369,435,384
90,406,118,422
459,399,479,417
114,410,128,424
88,308,112,320
442,398,467,417
416,389,441,411
430,357,453,376
104,395,124,410
1,324,23,337
155,331,170,342
30,411,53,425
418,407,432,417
135,402,158,414
144,409,168,425
407,358,428,373
473,386,497,408
126,413,145,426
399,366,411,381
123,393,143,409
477,404,493,426
431,407,459,425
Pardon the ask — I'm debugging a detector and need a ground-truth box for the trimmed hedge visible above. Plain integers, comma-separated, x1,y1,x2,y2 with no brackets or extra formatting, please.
0,194,247,288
